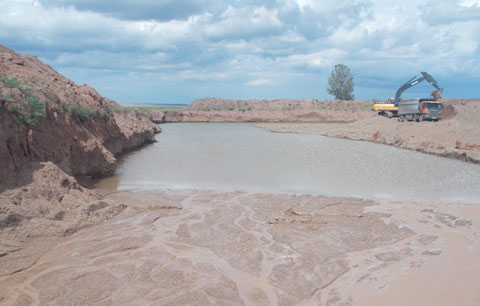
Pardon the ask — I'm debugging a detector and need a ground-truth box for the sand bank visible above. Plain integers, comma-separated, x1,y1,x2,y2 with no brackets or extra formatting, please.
255,99,480,165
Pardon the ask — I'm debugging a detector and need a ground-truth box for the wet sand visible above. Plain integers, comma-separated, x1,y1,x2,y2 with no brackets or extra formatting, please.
1,189,479,305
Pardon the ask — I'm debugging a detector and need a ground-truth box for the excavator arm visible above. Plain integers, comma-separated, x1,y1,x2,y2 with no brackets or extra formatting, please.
393,72,443,106
421,72,443,99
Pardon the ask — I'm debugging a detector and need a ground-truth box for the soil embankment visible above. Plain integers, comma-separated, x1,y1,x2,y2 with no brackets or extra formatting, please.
150,98,374,123
0,45,160,274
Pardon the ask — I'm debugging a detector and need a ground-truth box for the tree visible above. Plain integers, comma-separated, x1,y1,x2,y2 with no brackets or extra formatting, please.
327,64,354,100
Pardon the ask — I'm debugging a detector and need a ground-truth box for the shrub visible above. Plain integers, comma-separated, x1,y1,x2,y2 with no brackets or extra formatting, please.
7,91,45,128
71,101,94,122
8,104,19,114
2,90,18,103
24,94,44,127
0,75,45,128
102,110,111,119
0,74,21,89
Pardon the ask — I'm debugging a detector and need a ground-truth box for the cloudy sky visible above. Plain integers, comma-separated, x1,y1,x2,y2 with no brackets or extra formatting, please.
0,0,479,104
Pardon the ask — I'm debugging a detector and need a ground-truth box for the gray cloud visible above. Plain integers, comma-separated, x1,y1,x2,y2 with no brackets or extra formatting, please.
420,0,480,25
0,0,478,102
42,0,225,21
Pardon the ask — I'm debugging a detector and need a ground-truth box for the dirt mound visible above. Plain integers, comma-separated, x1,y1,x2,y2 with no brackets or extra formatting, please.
160,98,375,123
0,162,126,275
431,90,443,99
187,98,373,112
441,104,457,119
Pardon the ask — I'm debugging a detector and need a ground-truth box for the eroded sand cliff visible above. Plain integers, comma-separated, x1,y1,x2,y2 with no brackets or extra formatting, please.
0,45,160,273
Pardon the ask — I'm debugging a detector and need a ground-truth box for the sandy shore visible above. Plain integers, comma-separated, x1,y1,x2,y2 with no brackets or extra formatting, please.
256,121,480,165
255,99,480,164
1,189,479,305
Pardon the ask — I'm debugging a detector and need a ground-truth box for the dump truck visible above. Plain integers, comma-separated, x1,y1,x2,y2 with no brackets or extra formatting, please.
397,98,443,122
374,71,443,121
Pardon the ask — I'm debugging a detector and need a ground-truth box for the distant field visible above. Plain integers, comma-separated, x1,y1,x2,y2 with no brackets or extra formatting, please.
121,104,187,112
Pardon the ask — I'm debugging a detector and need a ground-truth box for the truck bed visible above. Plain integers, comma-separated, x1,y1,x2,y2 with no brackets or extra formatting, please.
397,99,420,115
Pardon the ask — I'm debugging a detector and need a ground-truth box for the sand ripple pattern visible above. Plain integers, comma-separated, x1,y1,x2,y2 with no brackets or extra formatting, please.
0,191,478,305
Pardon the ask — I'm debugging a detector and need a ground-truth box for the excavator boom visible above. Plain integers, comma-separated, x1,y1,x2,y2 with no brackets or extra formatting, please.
393,71,443,106
421,72,443,92
421,71,443,99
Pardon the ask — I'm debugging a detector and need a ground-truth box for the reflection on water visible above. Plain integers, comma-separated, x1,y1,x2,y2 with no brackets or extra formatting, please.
101,123,480,202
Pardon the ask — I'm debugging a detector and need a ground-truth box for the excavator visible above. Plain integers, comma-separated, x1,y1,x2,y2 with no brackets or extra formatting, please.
374,72,444,121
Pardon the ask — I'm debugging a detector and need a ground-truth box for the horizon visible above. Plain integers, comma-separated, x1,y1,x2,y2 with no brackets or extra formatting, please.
1,0,479,104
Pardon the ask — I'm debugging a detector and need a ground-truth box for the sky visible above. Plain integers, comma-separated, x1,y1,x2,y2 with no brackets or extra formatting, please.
0,0,479,104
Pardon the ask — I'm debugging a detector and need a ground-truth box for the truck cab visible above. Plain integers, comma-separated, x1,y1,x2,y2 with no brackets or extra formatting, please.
419,99,443,121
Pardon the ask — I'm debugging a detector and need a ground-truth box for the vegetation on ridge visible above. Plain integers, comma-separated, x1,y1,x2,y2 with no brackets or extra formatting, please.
1,74,45,128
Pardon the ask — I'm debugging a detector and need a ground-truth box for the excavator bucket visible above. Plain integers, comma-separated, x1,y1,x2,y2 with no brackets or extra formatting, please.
431,90,443,99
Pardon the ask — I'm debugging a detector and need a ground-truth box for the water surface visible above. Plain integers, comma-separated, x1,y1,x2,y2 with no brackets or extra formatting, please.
108,123,480,202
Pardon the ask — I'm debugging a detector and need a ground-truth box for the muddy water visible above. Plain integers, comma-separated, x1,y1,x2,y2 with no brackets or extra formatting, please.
102,123,480,202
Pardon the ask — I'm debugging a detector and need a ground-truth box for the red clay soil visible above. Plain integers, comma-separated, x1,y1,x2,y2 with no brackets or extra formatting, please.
0,44,160,274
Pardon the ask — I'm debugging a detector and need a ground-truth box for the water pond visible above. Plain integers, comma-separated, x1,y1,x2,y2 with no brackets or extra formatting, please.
100,123,480,203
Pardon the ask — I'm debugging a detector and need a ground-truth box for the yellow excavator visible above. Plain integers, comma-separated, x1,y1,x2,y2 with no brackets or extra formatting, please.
374,72,443,118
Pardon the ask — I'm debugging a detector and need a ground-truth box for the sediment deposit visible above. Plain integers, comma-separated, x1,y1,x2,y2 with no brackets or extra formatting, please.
1,190,479,305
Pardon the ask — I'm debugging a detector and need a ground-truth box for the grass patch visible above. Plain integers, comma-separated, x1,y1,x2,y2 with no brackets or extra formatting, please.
62,100,110,121
1,74,45,128
7,93,45,128
0,74,21,89
123,106,150,115
71,101,95,122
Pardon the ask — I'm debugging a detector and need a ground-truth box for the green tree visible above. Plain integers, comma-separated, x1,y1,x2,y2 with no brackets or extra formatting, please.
327,64,354,100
